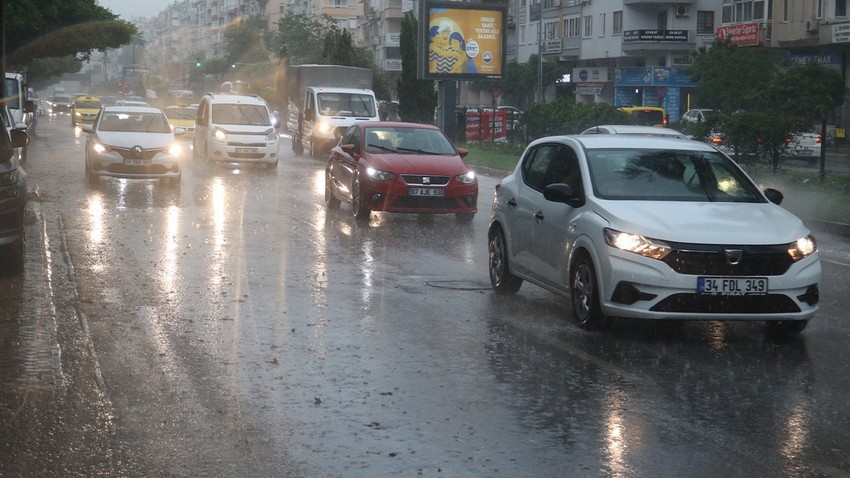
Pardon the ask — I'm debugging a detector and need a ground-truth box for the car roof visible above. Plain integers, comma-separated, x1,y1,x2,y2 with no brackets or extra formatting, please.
203,93,268,106
582,125,688,138
101,106,163,114
357,121,440,130
536,134,715,151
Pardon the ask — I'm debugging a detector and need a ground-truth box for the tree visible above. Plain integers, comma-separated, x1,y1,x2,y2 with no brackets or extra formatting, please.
396,12,436,123
224,16,270,65
267,12,337,65
320,29,390,100
5,0,136,74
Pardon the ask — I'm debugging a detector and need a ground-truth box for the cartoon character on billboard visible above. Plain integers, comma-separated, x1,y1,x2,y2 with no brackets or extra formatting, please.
429,17,477,74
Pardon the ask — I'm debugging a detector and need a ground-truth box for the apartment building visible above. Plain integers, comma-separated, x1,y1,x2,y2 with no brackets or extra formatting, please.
134,0,850,124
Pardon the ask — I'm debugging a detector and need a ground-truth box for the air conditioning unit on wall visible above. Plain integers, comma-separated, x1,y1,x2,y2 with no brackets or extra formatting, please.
675,5,689,17
806,19,819,32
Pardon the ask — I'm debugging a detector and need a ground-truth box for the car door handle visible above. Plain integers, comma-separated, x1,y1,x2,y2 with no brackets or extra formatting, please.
534,211,544,221
507,198,517,207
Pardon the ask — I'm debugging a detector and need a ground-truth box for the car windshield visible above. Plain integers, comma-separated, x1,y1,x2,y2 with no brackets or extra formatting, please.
166,107,197,120
365,127,457,155
75,100,101,109
318,93,376,117
628,110,664,126
98,112,172,133
211,103,270,126
585,148,765,202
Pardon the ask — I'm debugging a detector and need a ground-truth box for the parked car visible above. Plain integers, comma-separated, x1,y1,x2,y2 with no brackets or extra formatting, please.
680,108,715,126
488,134,820,334
325,121,478,221
81,106,184,185
581,124,689,139
785,132,822,164
192,93,279,169
0,111,29,274
497,106,523,130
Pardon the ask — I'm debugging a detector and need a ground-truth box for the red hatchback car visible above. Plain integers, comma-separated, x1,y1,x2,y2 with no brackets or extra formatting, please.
325,122,478,221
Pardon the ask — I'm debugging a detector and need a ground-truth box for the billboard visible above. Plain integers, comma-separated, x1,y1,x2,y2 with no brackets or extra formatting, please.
418,1,506,80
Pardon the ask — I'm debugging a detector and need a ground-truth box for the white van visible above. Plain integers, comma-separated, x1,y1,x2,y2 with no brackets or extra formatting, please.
193,93,280,169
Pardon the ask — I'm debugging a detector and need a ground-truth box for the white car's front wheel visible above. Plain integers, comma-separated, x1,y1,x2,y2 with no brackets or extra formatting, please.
488,228,522,294
571,254,609,330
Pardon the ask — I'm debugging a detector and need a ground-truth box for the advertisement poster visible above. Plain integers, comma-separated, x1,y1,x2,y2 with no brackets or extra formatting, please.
423,3,505,80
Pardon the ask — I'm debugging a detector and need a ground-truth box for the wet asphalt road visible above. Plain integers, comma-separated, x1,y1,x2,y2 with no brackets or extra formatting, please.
2,116,850,477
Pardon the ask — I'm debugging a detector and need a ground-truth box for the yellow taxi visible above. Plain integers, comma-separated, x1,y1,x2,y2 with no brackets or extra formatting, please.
71,96,102,126
618,106,667,127
164,105,197,137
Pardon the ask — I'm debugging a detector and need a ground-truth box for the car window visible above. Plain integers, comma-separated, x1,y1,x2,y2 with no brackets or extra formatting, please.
362,127,456,155
521,144,560,191
340,125,359,146
586,148,764,202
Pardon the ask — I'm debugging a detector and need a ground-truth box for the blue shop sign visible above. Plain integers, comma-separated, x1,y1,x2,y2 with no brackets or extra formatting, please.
614,66,698,87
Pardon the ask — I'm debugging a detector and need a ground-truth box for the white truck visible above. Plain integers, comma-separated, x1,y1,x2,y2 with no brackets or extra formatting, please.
286,64,380,159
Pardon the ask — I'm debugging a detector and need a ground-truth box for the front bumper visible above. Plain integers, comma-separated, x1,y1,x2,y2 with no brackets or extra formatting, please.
89,150,182,180
208,134,279,165
597,247,821,321
360,177,478,214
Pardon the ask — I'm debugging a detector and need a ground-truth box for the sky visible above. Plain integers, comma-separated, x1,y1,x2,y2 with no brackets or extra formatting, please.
99,0,172,21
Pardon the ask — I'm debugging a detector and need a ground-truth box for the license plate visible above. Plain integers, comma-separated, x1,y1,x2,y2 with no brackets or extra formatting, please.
409,187,445,197
235,147,258,153
697,277,768,296
125,159,145,166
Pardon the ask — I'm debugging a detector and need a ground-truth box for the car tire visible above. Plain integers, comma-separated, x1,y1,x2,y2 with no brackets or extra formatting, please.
571,254,609,330
351,177,370,221
311,140,321,160
3,237,25,276
267,159,278,170
85,159,98,185
488,228,522,294
325,172,340,209
765,320,808,335
293,135,304,155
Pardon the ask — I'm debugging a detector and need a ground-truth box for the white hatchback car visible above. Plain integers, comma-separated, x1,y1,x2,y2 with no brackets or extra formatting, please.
581,124,690,140
82,106,184,185
488,135,821,334
193,93,280,169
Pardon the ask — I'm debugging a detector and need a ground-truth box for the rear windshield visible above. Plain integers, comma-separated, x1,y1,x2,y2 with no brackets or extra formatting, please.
75,100,102,109
627,109,665,126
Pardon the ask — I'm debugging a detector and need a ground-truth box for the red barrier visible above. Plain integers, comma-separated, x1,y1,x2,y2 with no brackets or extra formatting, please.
465,109,507,142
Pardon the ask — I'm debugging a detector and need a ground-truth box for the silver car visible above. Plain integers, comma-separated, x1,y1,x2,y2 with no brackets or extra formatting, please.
82,106,184,185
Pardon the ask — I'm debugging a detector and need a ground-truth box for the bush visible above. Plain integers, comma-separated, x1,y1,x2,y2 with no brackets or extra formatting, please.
522,98,628,140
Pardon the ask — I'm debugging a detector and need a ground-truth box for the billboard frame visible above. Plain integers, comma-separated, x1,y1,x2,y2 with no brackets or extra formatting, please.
417,1,507,81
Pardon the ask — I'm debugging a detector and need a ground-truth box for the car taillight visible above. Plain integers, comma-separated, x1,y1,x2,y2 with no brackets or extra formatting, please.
710,136,722,144
816,136,822,143
663,117,668,126
785,137,792,144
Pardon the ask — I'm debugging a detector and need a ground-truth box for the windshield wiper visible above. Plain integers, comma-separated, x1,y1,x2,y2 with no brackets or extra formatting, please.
397,147,440,155
371,144,398,153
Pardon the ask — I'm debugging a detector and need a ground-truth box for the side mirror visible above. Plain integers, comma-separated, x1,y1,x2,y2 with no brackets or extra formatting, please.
763,187,783,205
81,124,94,134
341,143,358,157
456,147,468,159
10,129,28,148
543,183,585,208
24,100,35,114
174,127,186,136
305,108,314,121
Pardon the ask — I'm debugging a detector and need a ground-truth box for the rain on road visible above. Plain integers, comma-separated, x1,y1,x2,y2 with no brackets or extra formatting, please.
2,116,850,477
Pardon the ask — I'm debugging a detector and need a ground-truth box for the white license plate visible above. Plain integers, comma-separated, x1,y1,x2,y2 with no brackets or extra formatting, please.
125,159,145,166
697,277,768,296
235,147,259,153
409,187,445,197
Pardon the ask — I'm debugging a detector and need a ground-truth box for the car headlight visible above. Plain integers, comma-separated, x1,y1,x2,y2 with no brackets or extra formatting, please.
317,122,333,134
788,235,816,261
265,129,278,141
455,171,476,184
0,169,19,186
75,111,82,117
604,228,672,260
214,129,227,141
92,142,111,154
366,167,394,181
168,143,183,156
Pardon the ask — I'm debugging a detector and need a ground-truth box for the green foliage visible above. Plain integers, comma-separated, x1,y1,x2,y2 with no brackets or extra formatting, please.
522,98,628,139
267,12,337,64
397,12,436,123
224,16,270,65
6,0,136,71
466,56,566,109
25,56,84,89
767,63,846,121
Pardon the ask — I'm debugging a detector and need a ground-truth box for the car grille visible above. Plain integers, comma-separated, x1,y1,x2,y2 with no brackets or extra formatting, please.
227,152,266,159
662,243,793,276
113,146,165,160
401,175,451,186
650,294,800,314
388,196,465,209
105,163,171,174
